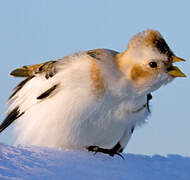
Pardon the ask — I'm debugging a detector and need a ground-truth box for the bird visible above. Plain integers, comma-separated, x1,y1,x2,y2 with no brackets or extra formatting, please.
0,29,186,157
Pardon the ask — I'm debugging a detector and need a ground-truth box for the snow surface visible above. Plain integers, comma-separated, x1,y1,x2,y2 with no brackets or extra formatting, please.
0,143,190,180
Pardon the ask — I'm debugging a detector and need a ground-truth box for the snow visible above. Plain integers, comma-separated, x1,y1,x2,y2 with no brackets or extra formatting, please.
0,143,189,180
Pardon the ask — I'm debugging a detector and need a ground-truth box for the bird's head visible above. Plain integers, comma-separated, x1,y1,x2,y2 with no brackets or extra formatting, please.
116,30,186,94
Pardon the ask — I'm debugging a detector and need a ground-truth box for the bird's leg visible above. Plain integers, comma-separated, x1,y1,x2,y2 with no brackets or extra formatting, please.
87,142,124,159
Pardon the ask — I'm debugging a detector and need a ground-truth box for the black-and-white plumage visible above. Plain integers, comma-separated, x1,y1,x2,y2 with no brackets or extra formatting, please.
0,30,185,157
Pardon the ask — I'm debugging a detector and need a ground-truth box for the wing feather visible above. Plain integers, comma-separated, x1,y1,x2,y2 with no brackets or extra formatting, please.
0,107,24,133
1,53,92,135
8,76,34,100
10,60,57,77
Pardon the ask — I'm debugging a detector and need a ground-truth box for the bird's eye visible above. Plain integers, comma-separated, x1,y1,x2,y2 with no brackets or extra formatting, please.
149,61,158,68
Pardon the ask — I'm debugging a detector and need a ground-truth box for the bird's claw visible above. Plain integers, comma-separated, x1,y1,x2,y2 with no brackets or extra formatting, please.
115,152,124,159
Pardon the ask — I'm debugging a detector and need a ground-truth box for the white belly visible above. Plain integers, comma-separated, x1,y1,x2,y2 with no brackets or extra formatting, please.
15,91,146,150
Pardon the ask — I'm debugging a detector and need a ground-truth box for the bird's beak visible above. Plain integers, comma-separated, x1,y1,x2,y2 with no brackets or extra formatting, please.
172,56,185,63
167,56,186,77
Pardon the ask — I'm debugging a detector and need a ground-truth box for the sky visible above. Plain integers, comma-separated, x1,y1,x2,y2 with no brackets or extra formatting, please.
0,0,189,156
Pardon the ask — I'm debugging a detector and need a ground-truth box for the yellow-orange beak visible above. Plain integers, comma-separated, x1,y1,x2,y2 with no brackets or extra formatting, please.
172,56,185,63
167,56,186,77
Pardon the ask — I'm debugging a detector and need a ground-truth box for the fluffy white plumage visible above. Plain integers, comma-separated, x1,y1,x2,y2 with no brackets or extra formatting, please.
1,30,185,156
10,52,147,148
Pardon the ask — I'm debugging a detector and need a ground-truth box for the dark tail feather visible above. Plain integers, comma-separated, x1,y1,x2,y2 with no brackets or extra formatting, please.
0,107,24,133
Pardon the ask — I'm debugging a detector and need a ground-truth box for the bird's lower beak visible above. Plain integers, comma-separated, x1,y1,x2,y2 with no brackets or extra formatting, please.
167,56,186,77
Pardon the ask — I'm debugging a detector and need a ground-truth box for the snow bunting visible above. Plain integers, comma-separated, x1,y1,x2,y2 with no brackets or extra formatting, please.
0,30,186,157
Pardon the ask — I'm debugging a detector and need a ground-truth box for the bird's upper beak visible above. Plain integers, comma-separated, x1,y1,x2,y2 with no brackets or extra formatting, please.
167,56,186,77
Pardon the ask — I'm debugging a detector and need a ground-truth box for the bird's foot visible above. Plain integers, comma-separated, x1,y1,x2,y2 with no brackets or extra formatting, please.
87,146,124,159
